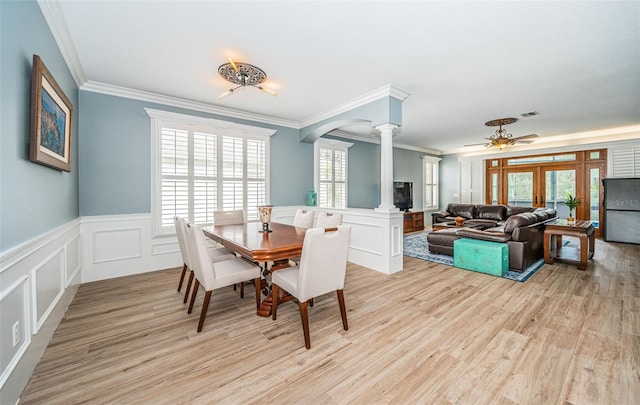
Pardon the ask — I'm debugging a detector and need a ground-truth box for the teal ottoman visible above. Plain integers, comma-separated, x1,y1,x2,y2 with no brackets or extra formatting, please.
453,238,509,277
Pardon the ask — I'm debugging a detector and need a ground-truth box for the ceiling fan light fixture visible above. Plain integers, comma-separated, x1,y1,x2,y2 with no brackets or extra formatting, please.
463,117,537,149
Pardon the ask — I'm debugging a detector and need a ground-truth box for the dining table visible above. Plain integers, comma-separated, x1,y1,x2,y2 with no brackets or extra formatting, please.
203,221,307,317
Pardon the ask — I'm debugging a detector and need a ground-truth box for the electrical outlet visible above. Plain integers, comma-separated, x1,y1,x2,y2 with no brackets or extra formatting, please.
12,321,20,347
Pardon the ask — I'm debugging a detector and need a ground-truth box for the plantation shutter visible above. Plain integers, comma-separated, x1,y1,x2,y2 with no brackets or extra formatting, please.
317,144,348,209
221,135,244,213
148,108,273,235
334,149,347,209
459,157,484,204
611,144,640,177
246,138,267,220
193,130,217,225
161,127,189,228
423,156,441,209
318,147,333,208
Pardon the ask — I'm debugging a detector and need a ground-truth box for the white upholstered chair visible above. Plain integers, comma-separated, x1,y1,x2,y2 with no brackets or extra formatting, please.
174,216,233,303
316,212,343,228
185,223,261,332
213,209,248,294
293,209,315,228
213,209,245,225
271,225,351,349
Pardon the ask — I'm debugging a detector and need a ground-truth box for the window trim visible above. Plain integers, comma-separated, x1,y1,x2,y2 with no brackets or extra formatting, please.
314,138,353,209
422,155,441,210
147,108,276,237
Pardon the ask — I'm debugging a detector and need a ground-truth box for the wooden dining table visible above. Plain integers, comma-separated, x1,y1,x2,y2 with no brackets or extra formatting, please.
203,221,307,317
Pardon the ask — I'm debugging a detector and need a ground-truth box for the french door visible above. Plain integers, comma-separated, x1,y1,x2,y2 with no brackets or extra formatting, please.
486,150,606,236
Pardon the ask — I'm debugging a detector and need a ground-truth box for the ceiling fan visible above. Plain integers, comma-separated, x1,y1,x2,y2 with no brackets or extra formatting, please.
218,58,277,99
465,118,538,149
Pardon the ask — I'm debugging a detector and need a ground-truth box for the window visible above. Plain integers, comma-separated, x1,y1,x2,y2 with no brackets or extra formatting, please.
422,156,441,209
314,139,353,209
147,109,275,235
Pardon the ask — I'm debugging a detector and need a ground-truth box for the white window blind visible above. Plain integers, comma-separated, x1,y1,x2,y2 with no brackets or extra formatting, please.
423,156,441,209
611,144,640,177
148,109,274,235
314,139,352,209
459,156,484,204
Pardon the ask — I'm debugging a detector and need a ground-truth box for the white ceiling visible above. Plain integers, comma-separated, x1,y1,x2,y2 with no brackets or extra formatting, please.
50,1,640,154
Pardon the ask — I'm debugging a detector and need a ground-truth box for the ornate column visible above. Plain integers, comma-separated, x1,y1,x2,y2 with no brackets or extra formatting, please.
375,123,399,212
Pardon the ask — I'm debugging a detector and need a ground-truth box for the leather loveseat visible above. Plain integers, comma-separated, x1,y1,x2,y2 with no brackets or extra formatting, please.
428,204,557,271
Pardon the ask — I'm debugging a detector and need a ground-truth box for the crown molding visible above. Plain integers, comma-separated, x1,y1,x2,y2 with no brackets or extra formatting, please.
81,81,299,129
299,84,411,128
328,129,442,155
144,108,277,137
37,0,86,87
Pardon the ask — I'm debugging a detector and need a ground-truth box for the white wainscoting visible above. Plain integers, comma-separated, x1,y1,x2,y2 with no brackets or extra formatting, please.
80,214,182,283
272,206,404,274
81,207,404,284
0,219,81,404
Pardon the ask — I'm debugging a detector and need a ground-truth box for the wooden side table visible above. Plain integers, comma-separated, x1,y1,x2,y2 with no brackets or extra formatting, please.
543,219,595,270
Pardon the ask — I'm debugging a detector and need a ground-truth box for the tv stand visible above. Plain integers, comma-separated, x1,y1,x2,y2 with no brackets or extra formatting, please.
403,211,424,234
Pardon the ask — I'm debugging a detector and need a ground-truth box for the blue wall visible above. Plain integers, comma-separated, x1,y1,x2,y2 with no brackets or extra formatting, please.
78,91,426,214
0,1,79,251
346,140,381,208
78,91,314,215
393,148,426,210
440,154,460,208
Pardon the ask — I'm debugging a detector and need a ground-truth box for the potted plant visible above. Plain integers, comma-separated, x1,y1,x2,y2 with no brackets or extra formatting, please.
563,192,582,223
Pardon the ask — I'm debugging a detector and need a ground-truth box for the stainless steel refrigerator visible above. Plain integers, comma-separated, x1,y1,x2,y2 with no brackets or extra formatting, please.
602,178,640,244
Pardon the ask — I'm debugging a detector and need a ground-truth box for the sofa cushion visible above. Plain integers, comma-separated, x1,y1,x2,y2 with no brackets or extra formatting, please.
534,208,557,220
504,212,540,233
475,204,507,220
464,219,499,229
506,206,535,217
447,203,476,219
456,227,512,243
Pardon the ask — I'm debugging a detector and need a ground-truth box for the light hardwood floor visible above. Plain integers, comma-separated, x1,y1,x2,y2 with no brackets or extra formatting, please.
20,238,640,404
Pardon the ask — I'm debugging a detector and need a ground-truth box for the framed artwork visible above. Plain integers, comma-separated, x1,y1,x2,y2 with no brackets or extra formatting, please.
30,55,73,172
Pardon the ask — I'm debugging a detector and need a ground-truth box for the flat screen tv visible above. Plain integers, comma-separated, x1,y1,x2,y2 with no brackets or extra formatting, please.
394,181,413,211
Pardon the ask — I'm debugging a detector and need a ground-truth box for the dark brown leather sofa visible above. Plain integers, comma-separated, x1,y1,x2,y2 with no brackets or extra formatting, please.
428,204,557,271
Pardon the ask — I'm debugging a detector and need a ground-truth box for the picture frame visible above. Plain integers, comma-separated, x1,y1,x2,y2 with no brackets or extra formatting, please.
30,55,73,172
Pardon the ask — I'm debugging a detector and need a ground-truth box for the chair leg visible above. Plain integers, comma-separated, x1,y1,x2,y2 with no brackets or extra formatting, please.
188,279,200,314
299,301,311,349
240,282,245,298
337,289,349,331
197,290,212,332
254,278,261,311
309,298,314,307
177,263,187,292
271,283,279,320
183,271,194,304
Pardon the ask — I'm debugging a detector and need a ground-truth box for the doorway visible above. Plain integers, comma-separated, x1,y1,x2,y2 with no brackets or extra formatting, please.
486,149,606,236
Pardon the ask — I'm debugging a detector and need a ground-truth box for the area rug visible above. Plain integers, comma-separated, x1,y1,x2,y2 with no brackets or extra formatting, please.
403,231,547,282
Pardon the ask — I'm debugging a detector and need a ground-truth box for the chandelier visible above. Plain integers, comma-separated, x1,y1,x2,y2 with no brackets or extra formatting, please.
218,58,277,99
